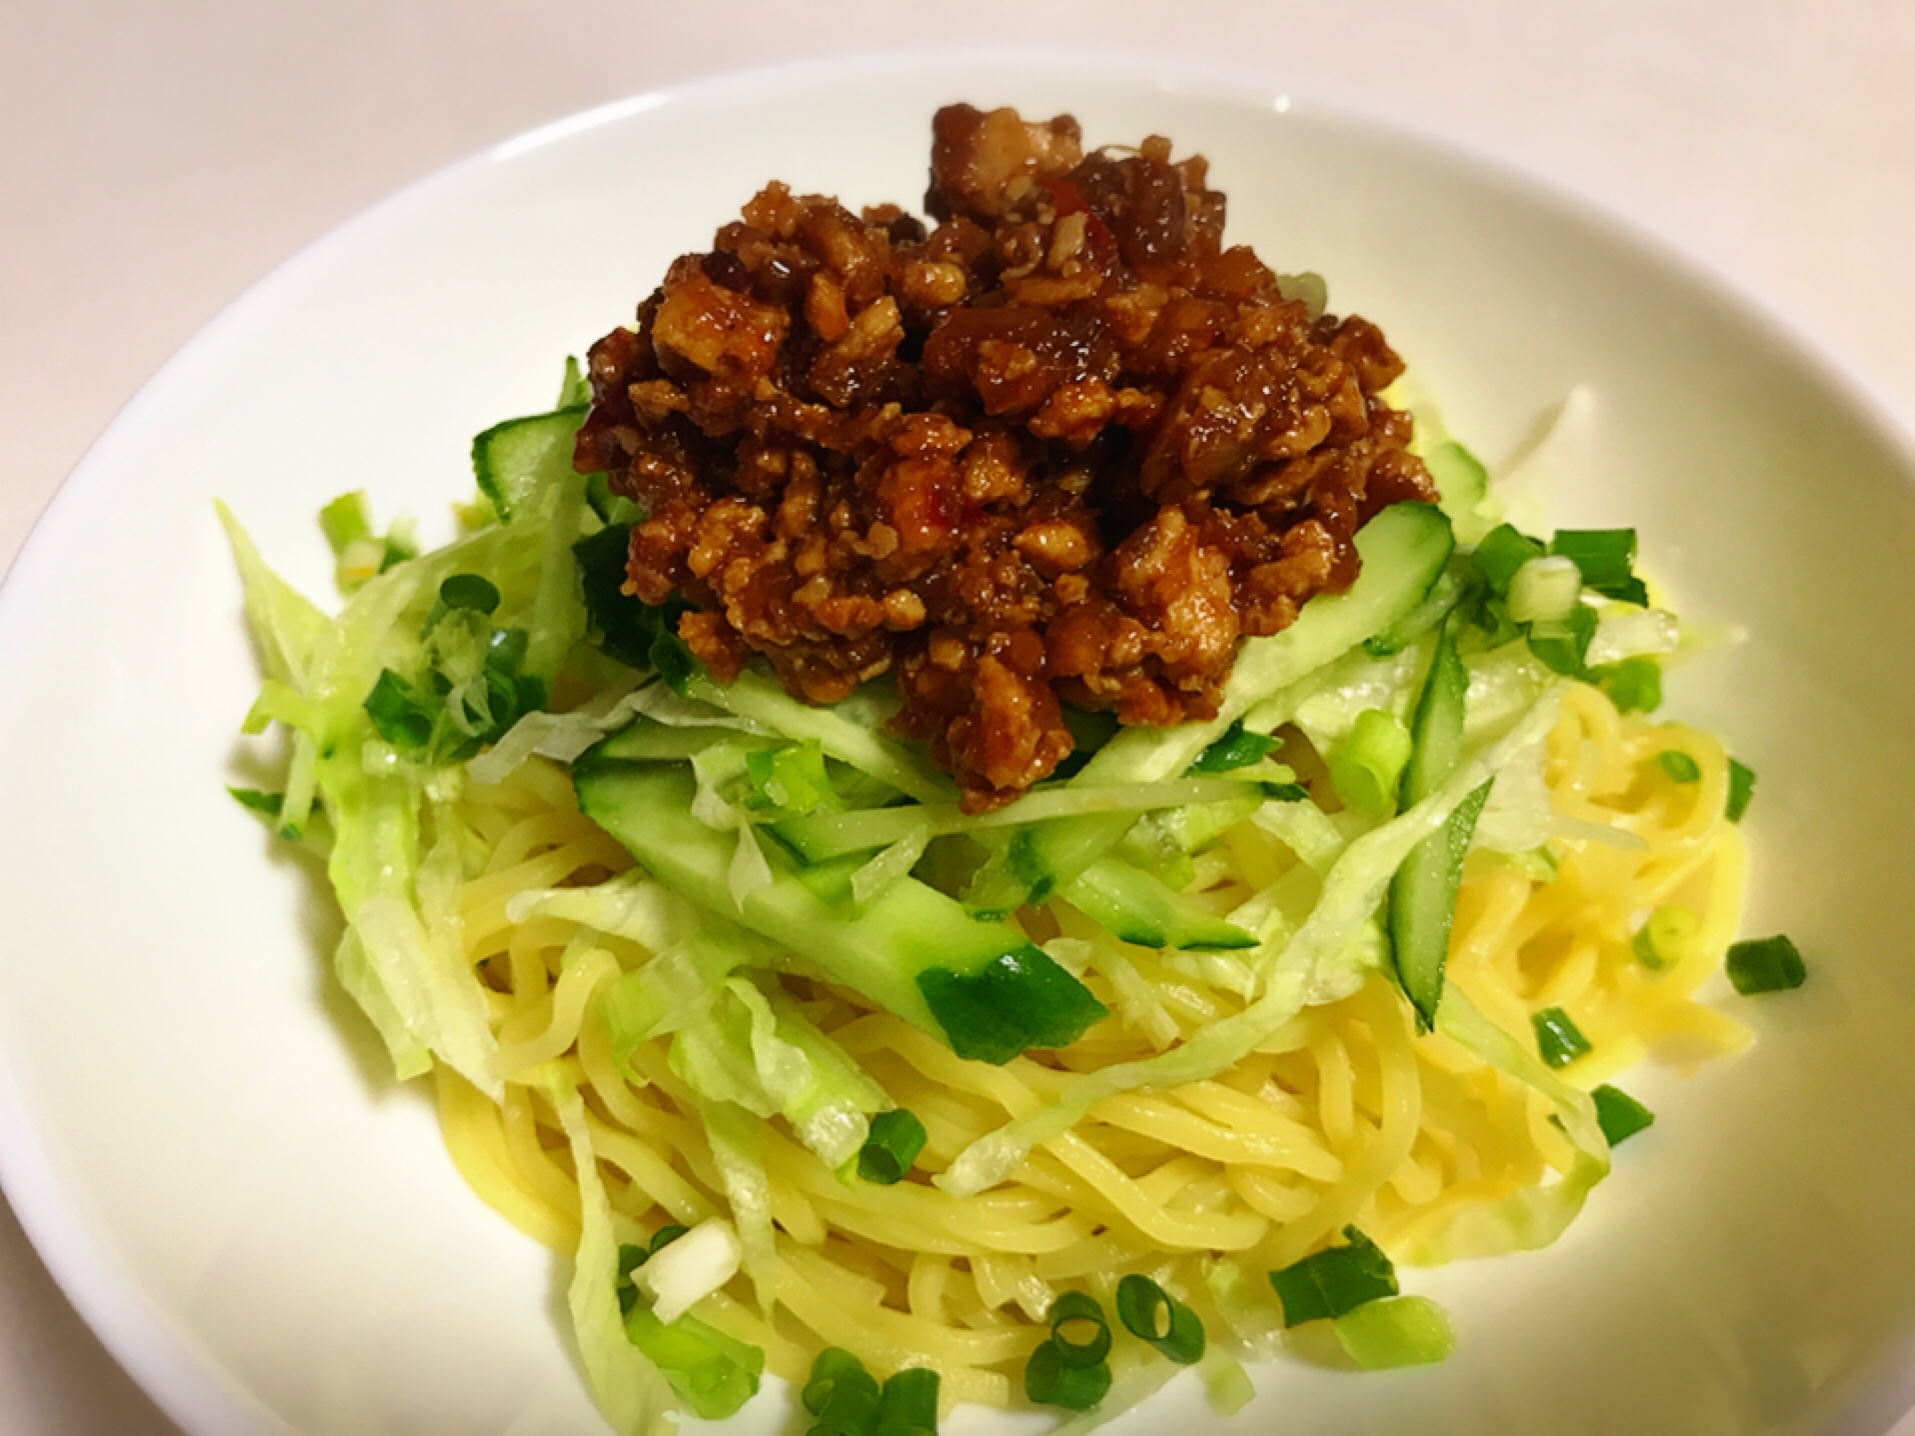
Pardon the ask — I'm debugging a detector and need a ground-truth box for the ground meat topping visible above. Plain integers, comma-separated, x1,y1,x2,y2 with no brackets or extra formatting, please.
576,103,1438,810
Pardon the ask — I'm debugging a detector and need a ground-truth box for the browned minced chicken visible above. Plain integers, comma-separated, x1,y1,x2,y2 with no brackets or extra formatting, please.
575,104,1437,811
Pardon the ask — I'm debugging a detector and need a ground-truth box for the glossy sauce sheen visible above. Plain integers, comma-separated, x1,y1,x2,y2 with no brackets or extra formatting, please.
576,103,1435,809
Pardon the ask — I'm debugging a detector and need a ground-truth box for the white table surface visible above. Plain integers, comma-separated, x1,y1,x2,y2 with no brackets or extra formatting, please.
3,3,1911,1432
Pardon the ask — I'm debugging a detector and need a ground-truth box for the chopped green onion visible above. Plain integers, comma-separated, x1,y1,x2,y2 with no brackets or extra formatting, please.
1531,1005,1591,1068
227,786,285,817
1525,605,1598,677
623,1302,764,1420
1727,759,1757,822
1275,270,1328,316
1331,1294,1456,1369
1023,1339,1111,1411
744,742,834,817
379,523,418,571
1593,656,1663,714
422,572,502,636
804,1350,883,1435
1471,524,1545,595
1464,588,1522,649
1267,1226,1398,1326
1607,574,1650,606
318,491,372,554
614,1224,694,1314
1115,1274,1205,1364
1549,528,1639,597
1656,750,1701,783
803,1347,877,1418
1632,905,1698,971
1726,934,1806,995
1197,1349,1255,1415
573,523,666,670
1046,1291,1112,1368
364,669,433,750
858,1109,928,1185
1191,720,1280,773
1591,1084,1656,1147
651,628,701,694
615,1242,649,1315
1505,555,1583,624
1329,708,1413,819
878,1366,940,1435
1263,781,1309,803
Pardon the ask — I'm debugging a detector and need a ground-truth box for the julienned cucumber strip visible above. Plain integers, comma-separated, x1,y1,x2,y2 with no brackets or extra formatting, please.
682,670,955,806
1387,622,1476,1029
472,403,590,522
1061,855,1256,951
1364,555,1469,658
574,761,1107,1064
967,502,1456,916
1388,781,1491,1031
771,774,1276,863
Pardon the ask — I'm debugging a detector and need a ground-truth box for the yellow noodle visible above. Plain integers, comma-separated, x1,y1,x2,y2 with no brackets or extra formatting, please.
420,687,1753,1409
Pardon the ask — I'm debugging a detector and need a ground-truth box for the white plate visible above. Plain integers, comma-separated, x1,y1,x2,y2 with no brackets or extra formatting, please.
5,49,1915,1436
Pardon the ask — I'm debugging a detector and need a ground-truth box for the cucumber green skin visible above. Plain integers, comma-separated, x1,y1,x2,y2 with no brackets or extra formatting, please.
1388,782,1491,1031
589,721,771,764
574,762,1107,1064
1364,557,1468,657
1061,855,1256,951
1400,621,1469,805
1386,623,1477,1029
472,404,589,521
976,503,1457,917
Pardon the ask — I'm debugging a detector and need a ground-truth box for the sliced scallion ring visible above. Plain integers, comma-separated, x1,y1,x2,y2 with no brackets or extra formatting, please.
1115,1274,1206,1364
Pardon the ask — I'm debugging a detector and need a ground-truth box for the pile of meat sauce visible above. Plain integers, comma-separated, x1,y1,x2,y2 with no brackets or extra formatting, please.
575,104,1438,811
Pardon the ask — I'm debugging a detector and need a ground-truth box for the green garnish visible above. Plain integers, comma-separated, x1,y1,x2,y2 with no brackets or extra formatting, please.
1590,1084,1656,1147
803,1348,879,1422
1549,528,1646,603
364,668,435,750
1329,708,1413,819
1471,524,1545,595
1725,934,1806,994
227,786,285,817
1593,655,1663,714
857,1109,929,1185
1268,1226,1398,1326
1726,759,1757,822
318,491,373,553
743,742,834,818
1525,605,1597,677
1023,1339,1111,1411
1656,750,1701,783
622,1303,763,1419
1115,1274,1205,1364
613,1224,691,1313
423,572,502,633
1531,1005,1592,1068
1046,1291,1113,1368
1632,905,1698,971
877,1366,940,1436
1191,720,1281,773
1331,1294,1456,1369
610,1220,764,1420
